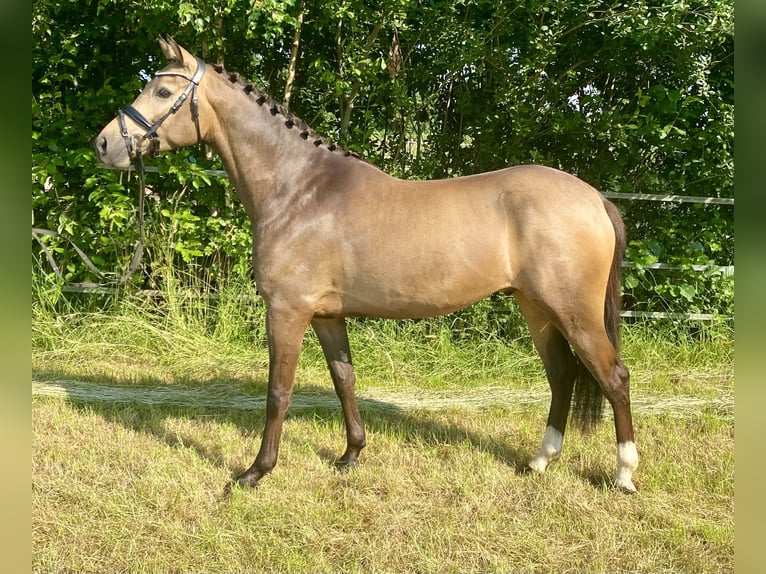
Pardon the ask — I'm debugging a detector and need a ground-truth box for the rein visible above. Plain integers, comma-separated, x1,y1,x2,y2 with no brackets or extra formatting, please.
33,57,207,290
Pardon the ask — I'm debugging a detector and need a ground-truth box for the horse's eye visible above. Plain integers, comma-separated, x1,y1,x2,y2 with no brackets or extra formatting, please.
157,87,172,98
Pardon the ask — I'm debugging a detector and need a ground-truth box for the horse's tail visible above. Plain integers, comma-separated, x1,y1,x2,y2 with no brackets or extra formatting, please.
602,198,626,352
571,197,626,431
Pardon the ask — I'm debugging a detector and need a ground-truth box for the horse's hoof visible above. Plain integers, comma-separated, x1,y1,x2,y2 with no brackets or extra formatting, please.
527,456,549,474
236,477,259,489
335,458,359,473
614,477,638,494
235,470,264,489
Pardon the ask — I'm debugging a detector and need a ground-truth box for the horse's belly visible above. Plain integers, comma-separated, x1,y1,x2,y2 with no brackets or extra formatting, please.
337,248,511,319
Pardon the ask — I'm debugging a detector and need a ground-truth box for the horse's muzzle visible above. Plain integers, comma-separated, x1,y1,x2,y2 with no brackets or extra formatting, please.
93,131,131,169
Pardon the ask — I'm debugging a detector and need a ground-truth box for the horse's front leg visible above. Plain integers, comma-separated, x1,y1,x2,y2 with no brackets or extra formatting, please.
236,307,310,488
312,317,366,468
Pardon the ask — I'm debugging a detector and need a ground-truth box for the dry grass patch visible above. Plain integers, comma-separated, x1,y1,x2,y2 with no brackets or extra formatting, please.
33,389,732,573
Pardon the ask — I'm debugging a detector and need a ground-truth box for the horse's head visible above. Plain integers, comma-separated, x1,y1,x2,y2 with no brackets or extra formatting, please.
94,37,207,168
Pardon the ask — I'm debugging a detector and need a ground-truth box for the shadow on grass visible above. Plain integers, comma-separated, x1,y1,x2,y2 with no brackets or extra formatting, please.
34,370,535,490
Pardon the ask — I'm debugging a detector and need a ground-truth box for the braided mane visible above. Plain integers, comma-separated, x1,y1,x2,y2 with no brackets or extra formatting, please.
212,64,360,159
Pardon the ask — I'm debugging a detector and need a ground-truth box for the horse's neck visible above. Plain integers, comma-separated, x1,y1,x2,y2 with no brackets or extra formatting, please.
203,75,353,221
204,87,280,206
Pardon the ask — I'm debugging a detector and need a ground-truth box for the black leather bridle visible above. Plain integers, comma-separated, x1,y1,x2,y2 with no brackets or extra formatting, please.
118,56,206,158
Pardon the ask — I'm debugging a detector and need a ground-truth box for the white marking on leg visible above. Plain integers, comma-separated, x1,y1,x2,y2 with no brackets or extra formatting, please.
614,441,639,493
528,425,563,473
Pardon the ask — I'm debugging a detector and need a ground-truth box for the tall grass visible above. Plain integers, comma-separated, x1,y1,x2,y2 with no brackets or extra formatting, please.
32,259,733,392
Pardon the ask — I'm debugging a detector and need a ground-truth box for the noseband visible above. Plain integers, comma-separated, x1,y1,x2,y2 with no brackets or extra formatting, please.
118,57,206,158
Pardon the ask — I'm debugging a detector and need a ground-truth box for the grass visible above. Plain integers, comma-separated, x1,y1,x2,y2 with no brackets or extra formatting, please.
32,269,733,573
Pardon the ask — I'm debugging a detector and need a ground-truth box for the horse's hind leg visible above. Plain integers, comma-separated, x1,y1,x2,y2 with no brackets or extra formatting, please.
312,317,366,468
559,316,638,493
514,294,578,474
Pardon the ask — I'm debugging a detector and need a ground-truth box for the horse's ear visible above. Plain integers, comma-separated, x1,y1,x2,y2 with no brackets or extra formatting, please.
158,36,184,64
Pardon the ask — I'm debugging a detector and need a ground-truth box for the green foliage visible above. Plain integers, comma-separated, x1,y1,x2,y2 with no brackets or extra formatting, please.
32,0,733,318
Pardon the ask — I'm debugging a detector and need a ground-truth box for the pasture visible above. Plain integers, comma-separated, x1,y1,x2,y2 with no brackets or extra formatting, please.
32,285,732,573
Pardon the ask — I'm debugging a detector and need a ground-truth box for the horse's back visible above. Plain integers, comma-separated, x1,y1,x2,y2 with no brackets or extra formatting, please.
409,164,614,274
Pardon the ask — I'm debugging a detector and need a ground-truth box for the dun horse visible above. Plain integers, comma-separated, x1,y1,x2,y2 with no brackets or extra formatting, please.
95,38,638,492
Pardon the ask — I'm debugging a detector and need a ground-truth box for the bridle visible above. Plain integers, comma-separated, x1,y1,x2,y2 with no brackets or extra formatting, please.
32,57,207,290
118,56,206,159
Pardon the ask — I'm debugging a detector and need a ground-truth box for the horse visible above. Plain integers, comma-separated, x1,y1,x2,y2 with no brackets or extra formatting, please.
94,37,638,493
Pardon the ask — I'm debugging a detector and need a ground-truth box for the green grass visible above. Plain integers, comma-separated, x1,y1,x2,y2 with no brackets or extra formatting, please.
32,271,733,573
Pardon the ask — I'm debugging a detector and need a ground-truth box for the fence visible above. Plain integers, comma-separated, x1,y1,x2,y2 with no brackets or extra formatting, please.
55,166,732,321
601,190,733,320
